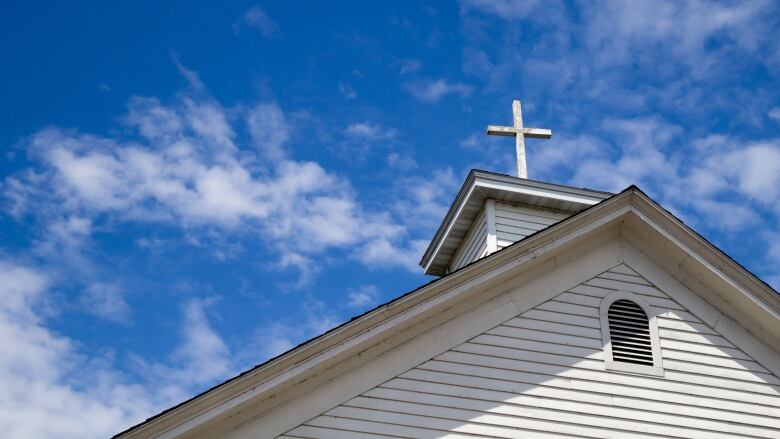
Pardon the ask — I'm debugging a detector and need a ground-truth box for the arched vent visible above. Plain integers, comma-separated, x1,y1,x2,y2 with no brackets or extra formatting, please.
607,299,653,366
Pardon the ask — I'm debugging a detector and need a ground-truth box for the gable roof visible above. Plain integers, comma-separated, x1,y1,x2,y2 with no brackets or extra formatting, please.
115,185,780,439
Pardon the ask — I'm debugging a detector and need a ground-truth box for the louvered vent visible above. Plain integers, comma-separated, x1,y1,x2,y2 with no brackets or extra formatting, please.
607,299,653,366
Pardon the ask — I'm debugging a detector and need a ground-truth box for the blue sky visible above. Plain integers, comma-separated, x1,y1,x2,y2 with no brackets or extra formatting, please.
1,1,780,437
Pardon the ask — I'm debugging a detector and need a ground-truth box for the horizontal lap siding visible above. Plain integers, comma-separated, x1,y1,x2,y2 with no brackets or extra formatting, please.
282,264,780,439
495,203,568,250
449,209,488,273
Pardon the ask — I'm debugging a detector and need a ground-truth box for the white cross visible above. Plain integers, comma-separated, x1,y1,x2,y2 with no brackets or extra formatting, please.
486,99,552,179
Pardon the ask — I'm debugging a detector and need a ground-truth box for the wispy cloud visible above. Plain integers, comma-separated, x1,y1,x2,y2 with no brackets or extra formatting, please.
457,0,780,284
245,298,342,360
769,107,780,122
233,6,281,37
80,282,131,323
171,53,207,93
338,81,357,99
403,78,472,102
460,0,549,20
533,116,780,235
4,63,428,287
346,284,381,309
139,297,233,387
248,102,290,160
344,122,397,140
0,260,232,439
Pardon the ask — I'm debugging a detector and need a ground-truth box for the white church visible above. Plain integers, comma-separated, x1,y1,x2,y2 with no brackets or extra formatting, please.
116,101,780,438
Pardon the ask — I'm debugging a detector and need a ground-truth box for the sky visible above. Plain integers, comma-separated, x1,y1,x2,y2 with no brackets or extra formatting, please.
1,0,780,437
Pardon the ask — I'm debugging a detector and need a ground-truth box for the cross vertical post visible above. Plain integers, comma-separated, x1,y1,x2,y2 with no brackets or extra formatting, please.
486,99,552,179
512,100,527,178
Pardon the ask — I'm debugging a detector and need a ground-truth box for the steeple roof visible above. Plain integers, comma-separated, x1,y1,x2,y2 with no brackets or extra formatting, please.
420,169,612,276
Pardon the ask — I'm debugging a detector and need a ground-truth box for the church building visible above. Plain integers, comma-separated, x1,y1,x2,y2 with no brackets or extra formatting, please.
116,101,780,438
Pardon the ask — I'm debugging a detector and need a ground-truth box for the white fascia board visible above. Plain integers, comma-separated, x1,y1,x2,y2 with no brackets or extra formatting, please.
474,174,608,206
421,182,479,274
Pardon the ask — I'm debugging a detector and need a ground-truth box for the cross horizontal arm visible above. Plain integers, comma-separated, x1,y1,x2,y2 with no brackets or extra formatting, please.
486,125,552,139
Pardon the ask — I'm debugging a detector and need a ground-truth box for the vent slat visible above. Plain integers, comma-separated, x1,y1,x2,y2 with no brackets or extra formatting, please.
609,312,650,323
609,307,647,317
613,351,654,361
610,330,650,343
609,324,650,334
610,318,648,326
608,299,654,367
611,342,654,354
611,335,652,345
609,316,649,326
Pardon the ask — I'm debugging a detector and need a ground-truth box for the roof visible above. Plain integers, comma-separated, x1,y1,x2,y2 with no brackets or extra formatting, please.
420,169,613,276
115,185,780,439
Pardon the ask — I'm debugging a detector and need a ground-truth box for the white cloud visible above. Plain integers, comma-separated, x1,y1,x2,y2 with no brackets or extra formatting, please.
338,82,357,99
244,299,342,362
582,0,768,69
80,282,131,322
30,216,95,275
404,79,472,102
392,168,459,231
568,117,681,191
0,257,374,437
124,96,184,141
464,0,771,74
459,0,778,116
233,6,281,37
719,142,780,208
386,152,419,171
457,0,780,239
0,261,154,438
182,98,235,149
171,54,207,93
6,91,415,280
139,298,233,388
0,259,242,438
248,102,289,160
532,116,780,235
302,300,341,334
460,0,548,20
344,122,397,140
359,238,430,272
275,250,319,288
248,321,297,360
346,285,381,309
770,107,780,122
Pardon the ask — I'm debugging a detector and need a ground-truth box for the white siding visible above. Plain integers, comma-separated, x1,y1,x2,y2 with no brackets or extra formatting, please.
280,264,780,439
495,202,569,250
448,209,488,273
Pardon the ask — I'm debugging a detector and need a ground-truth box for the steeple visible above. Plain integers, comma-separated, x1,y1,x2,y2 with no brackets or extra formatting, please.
420,101,611,276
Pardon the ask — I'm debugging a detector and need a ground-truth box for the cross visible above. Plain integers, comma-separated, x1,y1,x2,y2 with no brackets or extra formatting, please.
486,100,552,179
